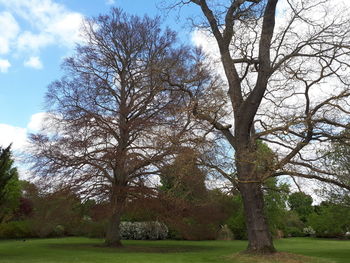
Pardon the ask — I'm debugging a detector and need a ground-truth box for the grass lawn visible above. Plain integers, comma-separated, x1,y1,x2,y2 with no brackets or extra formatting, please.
0,237,349,263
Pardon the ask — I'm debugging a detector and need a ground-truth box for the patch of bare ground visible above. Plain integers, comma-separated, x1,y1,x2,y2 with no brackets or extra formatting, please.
226,252,333,263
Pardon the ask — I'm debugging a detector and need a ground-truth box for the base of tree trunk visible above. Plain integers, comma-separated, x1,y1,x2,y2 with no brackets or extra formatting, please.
239,182,276,254
245,244,276,254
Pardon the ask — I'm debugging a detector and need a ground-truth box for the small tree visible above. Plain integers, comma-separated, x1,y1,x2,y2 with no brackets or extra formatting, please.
0,145,21,223
288,192,313,223
160,148,207,201
159,148,218,240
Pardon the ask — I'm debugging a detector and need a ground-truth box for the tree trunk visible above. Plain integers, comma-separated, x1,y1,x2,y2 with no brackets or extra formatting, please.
105,208,123,247
105,185,127,247
239,182,276,254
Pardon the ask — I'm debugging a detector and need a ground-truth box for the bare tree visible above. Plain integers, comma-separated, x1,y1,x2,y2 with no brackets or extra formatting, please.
28,8,209,247
169,0,350,253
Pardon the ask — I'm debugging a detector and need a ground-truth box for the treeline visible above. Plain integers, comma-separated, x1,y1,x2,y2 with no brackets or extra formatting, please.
1,145,350,240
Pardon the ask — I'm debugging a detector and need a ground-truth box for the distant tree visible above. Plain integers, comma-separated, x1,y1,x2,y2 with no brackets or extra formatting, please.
308,202,350,238
0,145,21,223
288,192,313,223
160,147,207,201
320,129,350,204
263,178,289,236
159,148,217,240
28,8,209,246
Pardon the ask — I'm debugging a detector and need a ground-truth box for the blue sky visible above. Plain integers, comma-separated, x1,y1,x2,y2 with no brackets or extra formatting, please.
0,0,197,150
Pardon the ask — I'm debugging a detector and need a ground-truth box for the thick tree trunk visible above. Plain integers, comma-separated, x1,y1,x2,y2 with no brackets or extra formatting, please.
239,182,275,254
105,208,123,247
105,184,127,247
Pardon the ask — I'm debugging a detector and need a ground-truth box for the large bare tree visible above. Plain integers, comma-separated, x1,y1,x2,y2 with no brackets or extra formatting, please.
28,8,209,247
170,0,350,253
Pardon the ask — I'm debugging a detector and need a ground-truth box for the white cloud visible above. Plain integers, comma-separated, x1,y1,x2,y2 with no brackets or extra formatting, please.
0,12,20,54
106,0,115,5
0,112,49,152
24,56,43,69
46,12,83,47
17,31,53,52
0,0,84,54
0,59,11,73
191,30,214,51
27,112,47,131
0,124,27,150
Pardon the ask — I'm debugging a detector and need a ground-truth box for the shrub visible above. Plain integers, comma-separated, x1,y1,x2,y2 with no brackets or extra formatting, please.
283,211,305,237
0,220,33,239
308,204,350,238
285,226,305,237
76,220,107,238
120,221,168,240
226,212,247,240
303,226,315,236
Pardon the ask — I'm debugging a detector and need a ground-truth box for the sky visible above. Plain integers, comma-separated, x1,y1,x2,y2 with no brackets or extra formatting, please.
1,0,349,198
3,0,348,151
0,0,196,151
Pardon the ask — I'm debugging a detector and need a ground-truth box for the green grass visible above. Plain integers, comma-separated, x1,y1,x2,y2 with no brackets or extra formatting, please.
0,237,349,263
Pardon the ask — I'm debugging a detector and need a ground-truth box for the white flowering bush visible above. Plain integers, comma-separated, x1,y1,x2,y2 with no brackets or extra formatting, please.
303,226,316,236
120,221,168,240
345,231,350,239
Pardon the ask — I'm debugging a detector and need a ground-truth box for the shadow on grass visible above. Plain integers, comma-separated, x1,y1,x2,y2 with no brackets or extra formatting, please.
45,242,219,254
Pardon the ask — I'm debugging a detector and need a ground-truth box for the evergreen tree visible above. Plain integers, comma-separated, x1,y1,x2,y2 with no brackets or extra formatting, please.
0,145,21,222
160,148,207,201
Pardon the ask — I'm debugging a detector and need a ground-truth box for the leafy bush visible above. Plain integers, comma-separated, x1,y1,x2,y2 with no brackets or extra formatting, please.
225,195,247,240
285,226,305,237
120,221,168,240
0,220,33,238
282,211,305,237
308,204,350,238
226,212,247,240
77,220,107,238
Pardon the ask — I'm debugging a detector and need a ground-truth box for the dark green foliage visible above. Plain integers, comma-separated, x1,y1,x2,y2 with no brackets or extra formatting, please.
0,220,33,239
0,145,15,196
283,211,305,237
255,140,277,175
320,129,350,206
226,195,246,240
308,202,350,238
225,178,290,240
263,178,290,237
326,130,350,180
288,192,313,223
78,220,107,238
0,145,21,222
